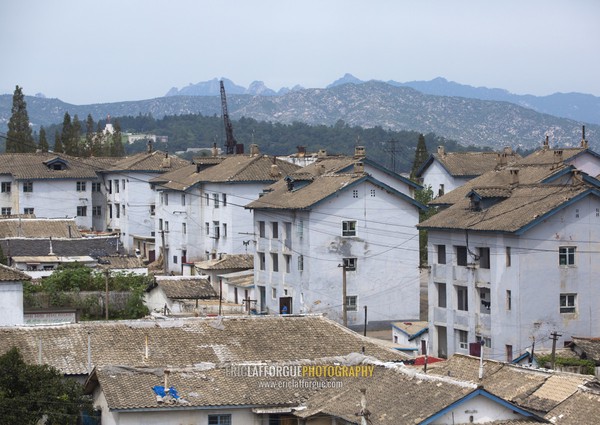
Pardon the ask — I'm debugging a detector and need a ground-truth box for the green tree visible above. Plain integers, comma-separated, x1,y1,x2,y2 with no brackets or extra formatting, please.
410,133,429,181
53,130,63,153
0,347,92,424
6,85,35,153
110,119,125,157
84,114,95,157
71,114,82,156
60,112,73,155
38,126,49,152
92,122,104,156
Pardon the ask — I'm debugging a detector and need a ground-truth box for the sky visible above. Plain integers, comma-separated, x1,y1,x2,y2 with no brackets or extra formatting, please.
1,0,599,105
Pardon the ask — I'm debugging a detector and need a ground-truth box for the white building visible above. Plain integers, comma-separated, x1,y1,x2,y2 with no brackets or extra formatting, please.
152,147,299,273
416,146,520,198
0,264,31,326
246,150,425,326
420,142,600,361
99,148,190,254
0,153,106,229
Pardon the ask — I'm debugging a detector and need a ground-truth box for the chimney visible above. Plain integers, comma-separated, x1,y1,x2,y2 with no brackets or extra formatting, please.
572,170,584,185
503,146,513,155
437,146,445,156
354,161,365,174
161,152,172,168
354,146,366,159
235,144,245,154
250,144,260,156
296,146,306,157
212,142,218,157
164,369,170,389
285,176,294,191
315,163,326,176
496,153,506,168
317,149,327,158
270,164,281,178
543,135,550,150
509,168,519,185
48,236,55,256
581,125,588,148
147,140,153,153
553,150,563,165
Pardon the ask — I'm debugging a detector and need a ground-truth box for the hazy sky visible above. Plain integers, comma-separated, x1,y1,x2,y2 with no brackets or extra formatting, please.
1,0,598,105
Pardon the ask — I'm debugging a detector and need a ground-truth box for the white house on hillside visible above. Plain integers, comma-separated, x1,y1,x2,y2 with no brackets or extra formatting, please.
246,152,425,326
0,264,31,326
420,142,600,361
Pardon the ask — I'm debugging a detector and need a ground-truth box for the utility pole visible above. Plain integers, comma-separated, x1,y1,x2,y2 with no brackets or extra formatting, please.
382,139,400,173
550,331,562,369
362,305,368,354
243,296,257,315
338,264,347,327
104,268,110,320
218,278,223,316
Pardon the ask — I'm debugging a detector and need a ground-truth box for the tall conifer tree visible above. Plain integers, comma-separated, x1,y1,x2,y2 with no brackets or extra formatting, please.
410,133,429,181
60,112,73,155
71,114,82,156
6,85,35,153
53,130,63,153
84,114,95,157
38,126,49,152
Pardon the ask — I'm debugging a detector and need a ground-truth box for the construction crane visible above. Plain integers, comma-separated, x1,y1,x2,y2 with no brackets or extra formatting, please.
220,80,238,155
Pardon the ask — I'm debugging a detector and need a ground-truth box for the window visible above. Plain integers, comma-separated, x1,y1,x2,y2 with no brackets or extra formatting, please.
115,203,120,218
284,254,291,273
107,180,112,194
205,193,210,205
76,181,86,191
559,247,575,266
370,189,376,197
575,208,580,218
213,221,220,239
506,247,511,267
222,223,227,237
1,182,11,193
259,221,266,238
1,207,11,215
122,204,125,216
108,203,112,218
343,257,357,271
342,220,357,236
92,182,101,192
121,179,125,190
271,287,276,299
478,247,490,269
150,204,155,216
298,254,304,271
208,414,231,425
435,282,447,308
272,222,279,239
437,245,446,264
173,255,178,264
456,246,467,266
205,222,209,235
346,295,358,311
560,294,577,313
297,220,304,239
456,286,468,311
164,221,169,231
182,223,187,234
457,330,468,350
352,189,359,198
114,179,119,193
477,335,492,348
438,184,445,197
506,345,513,362
506,290,512,311
77,206,87,216
23,181,33,193
213,193,219,208
271,253,279,272
162,193,168,205
222,193,227,206
23,207,34,215
159,219,164,231
181,194,186,206
480,288,491,313
92,206,102,217
258,252,265,271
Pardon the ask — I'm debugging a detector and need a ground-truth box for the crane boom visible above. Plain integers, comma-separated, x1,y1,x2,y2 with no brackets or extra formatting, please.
220,80,238,155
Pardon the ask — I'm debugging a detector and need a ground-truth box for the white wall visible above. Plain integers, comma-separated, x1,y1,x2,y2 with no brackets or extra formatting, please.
0,282,24,326
421,160,467,197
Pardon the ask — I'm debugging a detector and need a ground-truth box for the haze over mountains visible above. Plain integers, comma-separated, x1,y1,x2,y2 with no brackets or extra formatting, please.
1,75,599,151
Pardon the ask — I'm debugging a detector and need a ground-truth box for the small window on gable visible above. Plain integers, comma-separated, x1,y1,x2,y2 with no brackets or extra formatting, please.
352,189,359,198
575,208,580,218
370,189,376,197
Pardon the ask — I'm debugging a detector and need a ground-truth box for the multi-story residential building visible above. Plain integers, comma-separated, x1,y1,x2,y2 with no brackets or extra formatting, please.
246,149,425,326
420,141,600,361
0,153,105,229
416,146,520,197
98,147,189,254
151,146,299,273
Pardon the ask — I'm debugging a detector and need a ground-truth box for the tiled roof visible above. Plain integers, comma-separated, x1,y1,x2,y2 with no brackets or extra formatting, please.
546,383,600,424
246,173,368,210
106,151,190,173
391,321,428,337
420,183,594,233
0,236,122,258
194,254,254,270
0,264,31,281
0,315,408,375
97,255,145,269
154,155,301,191
151,276,216,299
0,218,82,238
430,164,569,206
422,150,520,178
571,337,600,362
0,152,101,180
427,354,595,416
219,270,254,288
517,147,587,166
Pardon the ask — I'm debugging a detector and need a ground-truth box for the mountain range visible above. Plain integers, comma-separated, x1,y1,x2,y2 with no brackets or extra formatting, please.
1,76,598,151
